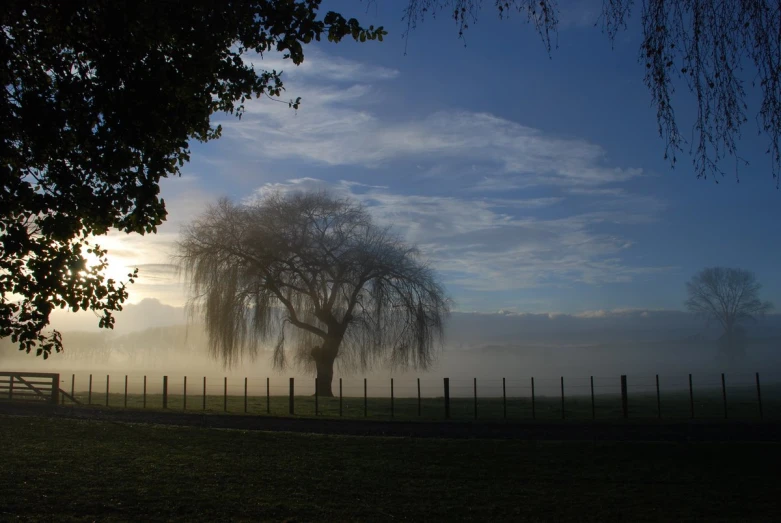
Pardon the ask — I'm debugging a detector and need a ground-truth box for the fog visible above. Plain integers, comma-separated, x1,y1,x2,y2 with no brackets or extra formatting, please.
3,298,780,398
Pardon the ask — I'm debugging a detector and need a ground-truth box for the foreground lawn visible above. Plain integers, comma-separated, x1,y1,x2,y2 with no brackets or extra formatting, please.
1,416,780,522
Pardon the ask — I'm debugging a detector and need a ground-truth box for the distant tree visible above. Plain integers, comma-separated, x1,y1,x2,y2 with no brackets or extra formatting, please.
396,0,781,186
0,1,385,358
685,267,773,362
177,191,450,396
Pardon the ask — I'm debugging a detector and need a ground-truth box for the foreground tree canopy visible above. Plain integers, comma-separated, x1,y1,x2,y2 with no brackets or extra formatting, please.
0,1,384,357
685,267,773,362
177,191,450,396
399,0,781,185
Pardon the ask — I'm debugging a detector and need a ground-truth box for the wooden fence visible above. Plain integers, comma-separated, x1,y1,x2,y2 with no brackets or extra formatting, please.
49,371,778,421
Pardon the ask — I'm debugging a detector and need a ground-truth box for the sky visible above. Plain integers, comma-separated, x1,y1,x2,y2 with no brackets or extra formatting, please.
86,0,781,318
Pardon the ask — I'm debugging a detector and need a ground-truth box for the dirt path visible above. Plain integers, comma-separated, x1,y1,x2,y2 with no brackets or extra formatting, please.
2,401,781,441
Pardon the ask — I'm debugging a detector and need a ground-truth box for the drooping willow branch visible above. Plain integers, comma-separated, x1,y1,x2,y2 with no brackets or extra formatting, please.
176,190,451,373
395,0,781,185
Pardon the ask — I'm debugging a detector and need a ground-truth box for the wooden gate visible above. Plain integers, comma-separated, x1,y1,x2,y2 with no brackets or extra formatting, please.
0,372,60,404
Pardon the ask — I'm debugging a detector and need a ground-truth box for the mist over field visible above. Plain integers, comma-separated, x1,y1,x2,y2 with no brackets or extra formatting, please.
4,298,780,398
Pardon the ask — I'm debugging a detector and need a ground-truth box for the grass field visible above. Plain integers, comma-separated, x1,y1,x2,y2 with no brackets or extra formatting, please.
1,415,780,522
63,383,781,422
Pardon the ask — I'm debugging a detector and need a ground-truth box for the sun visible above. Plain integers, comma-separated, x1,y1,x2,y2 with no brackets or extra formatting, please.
80,236,137,287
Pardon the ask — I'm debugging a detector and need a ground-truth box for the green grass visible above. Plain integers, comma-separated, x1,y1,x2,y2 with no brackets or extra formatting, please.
1,415,780,522
65,383,781,422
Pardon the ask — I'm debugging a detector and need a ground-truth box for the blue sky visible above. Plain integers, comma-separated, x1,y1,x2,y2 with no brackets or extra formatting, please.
97,0,781,315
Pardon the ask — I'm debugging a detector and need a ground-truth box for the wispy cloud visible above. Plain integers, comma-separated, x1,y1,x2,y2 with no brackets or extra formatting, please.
251,178,672,294
217,50,644,189
244,48,400,83
226,105,643,187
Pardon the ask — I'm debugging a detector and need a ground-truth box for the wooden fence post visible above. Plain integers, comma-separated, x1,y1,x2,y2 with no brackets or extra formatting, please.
417,378,421,417
390,378,394,419
71,374,75,401
202,377,206,411
266,377,270,414
689,373,695,419
756,372,763,420
52,374,60,405
124,375,128,408
473,378,478,420
223,377,227,412
289,377,294,415
561,376,565,420
444,377,450,420
339,378,343,417
315,378,319,416
502,377,507,420
590,376,595,420
143,375,146,408
364,378,367,418
88,374,92,405
183,376,187,411
721,373,728,419
620,375,628,419
162,375,168,409
656,374,661,419
531,377,535,420
105,375,110,407
244,377,248,414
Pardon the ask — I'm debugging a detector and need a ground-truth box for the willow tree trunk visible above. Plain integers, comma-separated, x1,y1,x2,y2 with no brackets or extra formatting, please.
312,336,340,397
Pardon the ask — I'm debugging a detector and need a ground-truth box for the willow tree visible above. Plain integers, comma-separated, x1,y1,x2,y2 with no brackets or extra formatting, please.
177,191,450,396
685,267,774,362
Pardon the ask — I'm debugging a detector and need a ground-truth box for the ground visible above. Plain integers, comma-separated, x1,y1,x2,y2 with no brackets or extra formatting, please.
1,411,780,521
